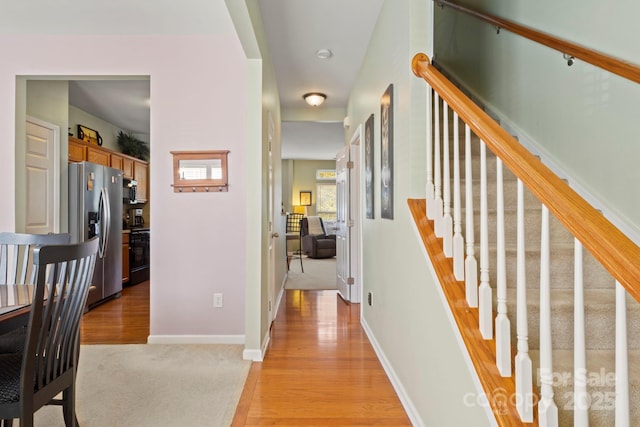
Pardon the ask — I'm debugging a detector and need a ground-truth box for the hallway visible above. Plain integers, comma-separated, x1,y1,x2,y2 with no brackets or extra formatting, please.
232,290,411,426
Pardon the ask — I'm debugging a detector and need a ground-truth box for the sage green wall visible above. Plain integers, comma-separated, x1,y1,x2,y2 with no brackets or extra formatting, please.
347,1,490,425
434,0,640,238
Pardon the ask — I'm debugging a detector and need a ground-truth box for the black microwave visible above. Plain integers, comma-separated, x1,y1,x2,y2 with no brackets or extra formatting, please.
123,178,138,204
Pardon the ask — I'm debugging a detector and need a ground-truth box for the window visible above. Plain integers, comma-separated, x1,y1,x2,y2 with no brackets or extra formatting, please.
316,182,336,221
316,169,336,181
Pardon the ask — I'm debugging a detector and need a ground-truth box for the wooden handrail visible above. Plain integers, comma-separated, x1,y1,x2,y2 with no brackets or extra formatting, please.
408,199,536,426
435,0,640,85
412,53,640,303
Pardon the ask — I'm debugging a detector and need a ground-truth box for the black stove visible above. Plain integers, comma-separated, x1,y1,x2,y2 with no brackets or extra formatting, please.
129,228,150,285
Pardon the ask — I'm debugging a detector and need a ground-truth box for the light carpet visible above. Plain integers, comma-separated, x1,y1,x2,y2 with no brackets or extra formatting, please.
23,344,250,427
285,256,337,290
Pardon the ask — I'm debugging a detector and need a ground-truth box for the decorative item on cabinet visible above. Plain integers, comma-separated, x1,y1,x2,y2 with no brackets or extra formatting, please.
77,124,103,146
117,131,149,161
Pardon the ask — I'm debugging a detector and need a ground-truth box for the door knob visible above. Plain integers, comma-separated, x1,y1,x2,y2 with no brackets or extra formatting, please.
271,232,279,238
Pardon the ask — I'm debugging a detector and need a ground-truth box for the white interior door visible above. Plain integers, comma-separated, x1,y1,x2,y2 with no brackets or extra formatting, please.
267,112,277,323
25,117,59,234
335,146,350,301
348,131,361,303
336,127,363,304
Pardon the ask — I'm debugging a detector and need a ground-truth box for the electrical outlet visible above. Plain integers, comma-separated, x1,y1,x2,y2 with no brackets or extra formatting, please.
213,293,223,308
367,292,373,306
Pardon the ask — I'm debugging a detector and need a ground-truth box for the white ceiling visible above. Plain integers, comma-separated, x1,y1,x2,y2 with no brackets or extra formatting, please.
67,0,384,160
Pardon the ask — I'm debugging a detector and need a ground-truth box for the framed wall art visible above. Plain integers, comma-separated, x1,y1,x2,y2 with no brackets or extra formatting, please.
300,190,312,206
380,84,394,219
365,113,374,219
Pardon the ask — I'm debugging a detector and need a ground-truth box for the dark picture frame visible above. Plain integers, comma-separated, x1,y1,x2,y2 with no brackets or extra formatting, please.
300,191,312,206
365,114,375,219
380,84,394,219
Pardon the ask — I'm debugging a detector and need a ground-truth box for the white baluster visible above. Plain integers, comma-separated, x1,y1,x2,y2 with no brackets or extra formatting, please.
464,124,478,308
442,103,453,256
495,158,511,377
478,140,492,339
425,87,435,219
433,94,443,236
616,280,630,427
538,205,558,427
573,239,588,426
452,112,464,280
515,180,533,422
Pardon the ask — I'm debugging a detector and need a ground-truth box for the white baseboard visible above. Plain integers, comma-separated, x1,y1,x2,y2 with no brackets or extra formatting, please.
242,348,263,361
147,334,244,345
360,318,425,427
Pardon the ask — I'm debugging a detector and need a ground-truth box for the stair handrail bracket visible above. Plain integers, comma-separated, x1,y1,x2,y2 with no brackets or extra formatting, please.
411,52,640,303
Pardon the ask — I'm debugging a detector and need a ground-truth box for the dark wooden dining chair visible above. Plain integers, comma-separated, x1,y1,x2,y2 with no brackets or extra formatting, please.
0,232,71,355
0,237,98,427
0,232,72,286
285,213,304,272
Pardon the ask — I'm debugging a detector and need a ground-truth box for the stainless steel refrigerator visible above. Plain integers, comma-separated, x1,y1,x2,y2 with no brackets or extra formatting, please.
69,161,123,308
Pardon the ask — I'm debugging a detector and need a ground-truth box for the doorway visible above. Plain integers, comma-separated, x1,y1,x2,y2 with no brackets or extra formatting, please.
24,116,60,234
336,126,362,304
22,77,151,343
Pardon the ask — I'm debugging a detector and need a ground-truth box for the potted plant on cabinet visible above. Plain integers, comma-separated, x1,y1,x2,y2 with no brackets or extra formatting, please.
116,131,149,161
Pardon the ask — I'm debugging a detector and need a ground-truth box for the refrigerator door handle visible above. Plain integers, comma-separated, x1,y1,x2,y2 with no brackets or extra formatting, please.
100,186,111,258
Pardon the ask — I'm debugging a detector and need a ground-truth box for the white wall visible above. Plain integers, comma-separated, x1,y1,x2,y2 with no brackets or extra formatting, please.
434,0,640,239
0,2,253,341
347,1,491,425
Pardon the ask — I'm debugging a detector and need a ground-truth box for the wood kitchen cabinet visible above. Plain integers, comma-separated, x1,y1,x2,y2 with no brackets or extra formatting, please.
68,137,146,182
122,231,130,283
68,138,86,162
134,161,149,202
122,157,134,179
110,153,123,171
86,146,110,167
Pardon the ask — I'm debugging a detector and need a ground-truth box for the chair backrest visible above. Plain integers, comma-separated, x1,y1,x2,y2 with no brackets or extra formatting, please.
286,213,304,234
22,237,99,396
301,216,326,237
0,232,71,285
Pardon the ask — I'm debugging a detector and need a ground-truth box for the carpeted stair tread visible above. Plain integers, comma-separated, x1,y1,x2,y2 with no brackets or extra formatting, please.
484,245,614,290
503,288,640,350
437,114,638,426
528,349,640,427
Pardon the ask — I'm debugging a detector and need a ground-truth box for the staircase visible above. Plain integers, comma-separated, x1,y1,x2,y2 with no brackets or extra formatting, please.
458,132,640,425
409,81,640,425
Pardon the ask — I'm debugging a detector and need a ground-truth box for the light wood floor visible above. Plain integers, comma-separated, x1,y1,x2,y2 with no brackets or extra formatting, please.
231,290,411,426
80,280,150,344
79,284,410,425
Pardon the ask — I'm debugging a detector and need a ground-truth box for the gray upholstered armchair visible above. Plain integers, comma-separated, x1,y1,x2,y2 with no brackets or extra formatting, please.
300,216,336,259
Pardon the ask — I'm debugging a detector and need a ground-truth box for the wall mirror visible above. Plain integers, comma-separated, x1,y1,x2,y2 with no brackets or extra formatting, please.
171,150,229,192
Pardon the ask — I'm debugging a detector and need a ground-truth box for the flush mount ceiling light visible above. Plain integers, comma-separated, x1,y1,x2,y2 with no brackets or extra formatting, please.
316,48,333,59
303,92,326,107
